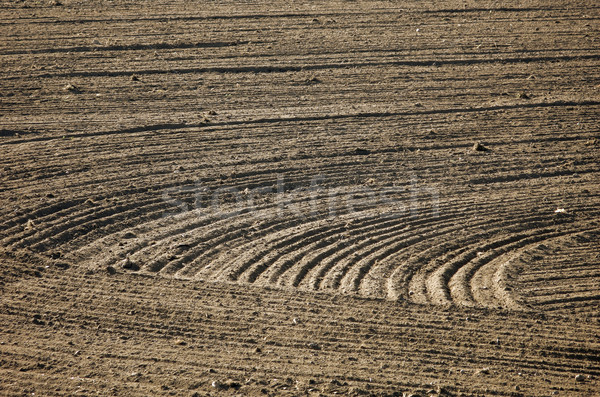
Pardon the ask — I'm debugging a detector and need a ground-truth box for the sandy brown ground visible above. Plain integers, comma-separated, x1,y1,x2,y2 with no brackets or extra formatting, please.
1,0,599,395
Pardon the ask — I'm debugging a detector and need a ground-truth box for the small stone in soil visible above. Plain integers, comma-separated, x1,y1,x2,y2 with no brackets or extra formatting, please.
473,142,490,152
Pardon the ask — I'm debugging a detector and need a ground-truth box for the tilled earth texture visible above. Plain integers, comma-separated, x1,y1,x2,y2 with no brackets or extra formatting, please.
1,0,599,396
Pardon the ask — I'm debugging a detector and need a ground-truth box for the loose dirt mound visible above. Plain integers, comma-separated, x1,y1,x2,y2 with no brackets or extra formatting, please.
1,0,599,395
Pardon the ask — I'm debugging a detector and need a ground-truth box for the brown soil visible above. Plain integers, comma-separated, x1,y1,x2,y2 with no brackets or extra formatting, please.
1,0,599,395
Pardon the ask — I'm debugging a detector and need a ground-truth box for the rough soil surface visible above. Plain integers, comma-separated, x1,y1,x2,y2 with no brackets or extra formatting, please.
1,0,599,395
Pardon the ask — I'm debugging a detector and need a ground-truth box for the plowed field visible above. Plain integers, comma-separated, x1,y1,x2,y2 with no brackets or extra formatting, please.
1,0,599,395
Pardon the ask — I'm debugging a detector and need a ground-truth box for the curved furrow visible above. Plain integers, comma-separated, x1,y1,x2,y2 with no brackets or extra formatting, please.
158,216,291,276
73,178,338,269
74,209,222,270
322,223,462,294
341,207,546,297
257,208,434,287
206,193,402,282
278,215,422,290
238,216,364,283
503,228,600,316
175,216,306,279
467,226,600,310
309,194,532,295
449,228,580,308
0,184,180,249
320,216,458,293
403,213,577,305
427,223,592,308
0,199,86,243
110,206,271,272
132,188,392,276
332,201,557,297
429,232,545,306
257,192,540,292
28,199,169,253
236,189,459,289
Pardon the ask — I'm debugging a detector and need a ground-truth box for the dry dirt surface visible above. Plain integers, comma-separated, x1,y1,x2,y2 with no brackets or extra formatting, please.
1,0,600,396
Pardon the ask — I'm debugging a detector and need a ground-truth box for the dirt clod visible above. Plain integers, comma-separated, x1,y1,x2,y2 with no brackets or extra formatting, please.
55,262,70,270
354,148,370,155
121,258,140,271
472,142,490,152
63,84,81,93
24,219,36,230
